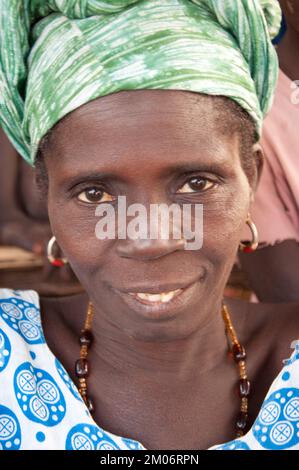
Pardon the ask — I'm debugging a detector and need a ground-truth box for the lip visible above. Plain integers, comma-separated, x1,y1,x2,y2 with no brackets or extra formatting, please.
110,279,202,321
116,281,197,295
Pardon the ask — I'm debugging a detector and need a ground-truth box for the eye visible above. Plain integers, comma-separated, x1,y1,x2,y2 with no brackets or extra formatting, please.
77,187,115,204
177,176,216,194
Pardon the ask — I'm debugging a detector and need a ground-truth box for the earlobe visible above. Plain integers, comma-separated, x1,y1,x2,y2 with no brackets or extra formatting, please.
252,142,264,192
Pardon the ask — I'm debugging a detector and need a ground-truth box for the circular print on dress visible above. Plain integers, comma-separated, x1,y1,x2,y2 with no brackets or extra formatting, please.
0,405,21,450
0,328,11,372
14,362,66,426
65,424,122,450
253,387,299,449
120,436,145,450
0,298,44,345
214,440,250,450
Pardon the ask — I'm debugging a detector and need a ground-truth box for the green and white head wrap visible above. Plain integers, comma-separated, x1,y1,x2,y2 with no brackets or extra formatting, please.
0,0,281,165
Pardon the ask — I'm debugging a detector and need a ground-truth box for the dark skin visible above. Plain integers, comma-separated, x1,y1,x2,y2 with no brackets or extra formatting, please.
277,0,299,81
239,0,299,302
0,126,50,253
37,90,299,450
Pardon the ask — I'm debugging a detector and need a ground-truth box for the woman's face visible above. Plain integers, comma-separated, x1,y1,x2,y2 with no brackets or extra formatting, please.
44,90,258,341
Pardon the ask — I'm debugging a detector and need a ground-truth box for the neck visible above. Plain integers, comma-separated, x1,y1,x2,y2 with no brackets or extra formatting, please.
276,28,299,81
89,298,230,382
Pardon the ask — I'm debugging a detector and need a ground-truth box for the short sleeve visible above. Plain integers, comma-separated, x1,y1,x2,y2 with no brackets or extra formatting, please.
210,338,299,450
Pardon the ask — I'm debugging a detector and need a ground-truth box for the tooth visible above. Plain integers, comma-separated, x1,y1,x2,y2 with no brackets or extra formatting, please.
137,293,162,301
161,292,174,302
128,288,183,303
133,289,182,302
149,294,162,301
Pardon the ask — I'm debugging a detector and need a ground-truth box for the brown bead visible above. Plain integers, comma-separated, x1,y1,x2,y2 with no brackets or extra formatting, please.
75,358,89,378
236,411,248,431
232,343,246,362
86,397,95,414
79,329,94,348
239,379,251,398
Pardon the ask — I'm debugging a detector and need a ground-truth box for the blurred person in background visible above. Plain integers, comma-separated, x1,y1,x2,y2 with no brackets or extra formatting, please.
240,0,299,302
0,126,50,254
0,126,81,294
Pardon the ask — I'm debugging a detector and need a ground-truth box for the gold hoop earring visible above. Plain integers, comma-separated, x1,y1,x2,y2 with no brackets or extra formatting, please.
47,236,68,267
239,215,259,253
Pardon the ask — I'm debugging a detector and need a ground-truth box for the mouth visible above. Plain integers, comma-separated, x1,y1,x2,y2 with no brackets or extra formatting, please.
110,279,203,321
127,288,183,305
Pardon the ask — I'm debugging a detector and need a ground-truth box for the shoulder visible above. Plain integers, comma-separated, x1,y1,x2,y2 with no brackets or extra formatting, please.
226,297,299,336
227,297,299,369
0,288,41,328
39,291,88,334
0,287,45,352
0,287,40,307
246,300,299,348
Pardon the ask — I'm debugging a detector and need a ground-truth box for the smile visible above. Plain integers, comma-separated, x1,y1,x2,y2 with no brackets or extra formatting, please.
128,289,182,304
111,278,204,321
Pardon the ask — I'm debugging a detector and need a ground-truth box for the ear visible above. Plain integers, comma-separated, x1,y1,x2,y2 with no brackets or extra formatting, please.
249,142,264,203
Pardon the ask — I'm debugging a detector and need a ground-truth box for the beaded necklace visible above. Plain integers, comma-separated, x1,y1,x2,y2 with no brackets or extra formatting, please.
75,302,250,437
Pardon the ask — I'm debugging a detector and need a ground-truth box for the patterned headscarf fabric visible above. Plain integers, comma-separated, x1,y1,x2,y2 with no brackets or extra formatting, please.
0,0,281,165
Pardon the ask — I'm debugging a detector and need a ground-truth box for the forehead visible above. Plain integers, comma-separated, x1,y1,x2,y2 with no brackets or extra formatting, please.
44,89,240,174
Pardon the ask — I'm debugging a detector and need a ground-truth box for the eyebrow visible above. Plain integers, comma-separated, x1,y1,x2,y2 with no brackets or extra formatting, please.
158,160,234,177
169,162,231,171
62,172,127,189
61,157,234,189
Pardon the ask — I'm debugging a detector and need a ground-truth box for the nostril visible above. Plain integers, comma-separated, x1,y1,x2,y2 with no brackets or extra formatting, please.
116,238,186,260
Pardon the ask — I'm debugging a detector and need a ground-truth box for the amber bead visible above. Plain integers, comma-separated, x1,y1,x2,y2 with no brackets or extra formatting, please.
232,343,246,362
75,358,89,378
236,411,248,431
79,329,94,348
239,379,251,398
241,397,249,412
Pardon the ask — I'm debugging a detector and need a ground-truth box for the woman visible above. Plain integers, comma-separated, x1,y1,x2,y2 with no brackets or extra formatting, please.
240,0,299,302
0,0,299,451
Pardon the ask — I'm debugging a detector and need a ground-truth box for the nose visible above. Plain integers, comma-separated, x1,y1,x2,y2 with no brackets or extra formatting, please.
114,196,188,260
116,237,186,260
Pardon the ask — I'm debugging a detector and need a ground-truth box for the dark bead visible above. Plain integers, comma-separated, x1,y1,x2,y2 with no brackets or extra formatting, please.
239,379,251,397
236,412,248,431
232,343,246,362
86,397,95,414
79,329,94,348
75,358,89,378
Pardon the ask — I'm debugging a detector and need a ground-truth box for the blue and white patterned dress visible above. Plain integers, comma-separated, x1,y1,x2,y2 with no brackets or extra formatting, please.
0,288,299,450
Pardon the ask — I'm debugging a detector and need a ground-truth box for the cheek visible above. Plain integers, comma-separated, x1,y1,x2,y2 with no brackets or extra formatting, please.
47,199,114,277
200,177,250,265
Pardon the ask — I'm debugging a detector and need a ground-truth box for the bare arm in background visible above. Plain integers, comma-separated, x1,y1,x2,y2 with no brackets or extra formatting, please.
0,127,51,254
240,2,299,303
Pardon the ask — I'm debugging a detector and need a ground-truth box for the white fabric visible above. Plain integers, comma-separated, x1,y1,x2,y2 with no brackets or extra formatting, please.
0,288,299,450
